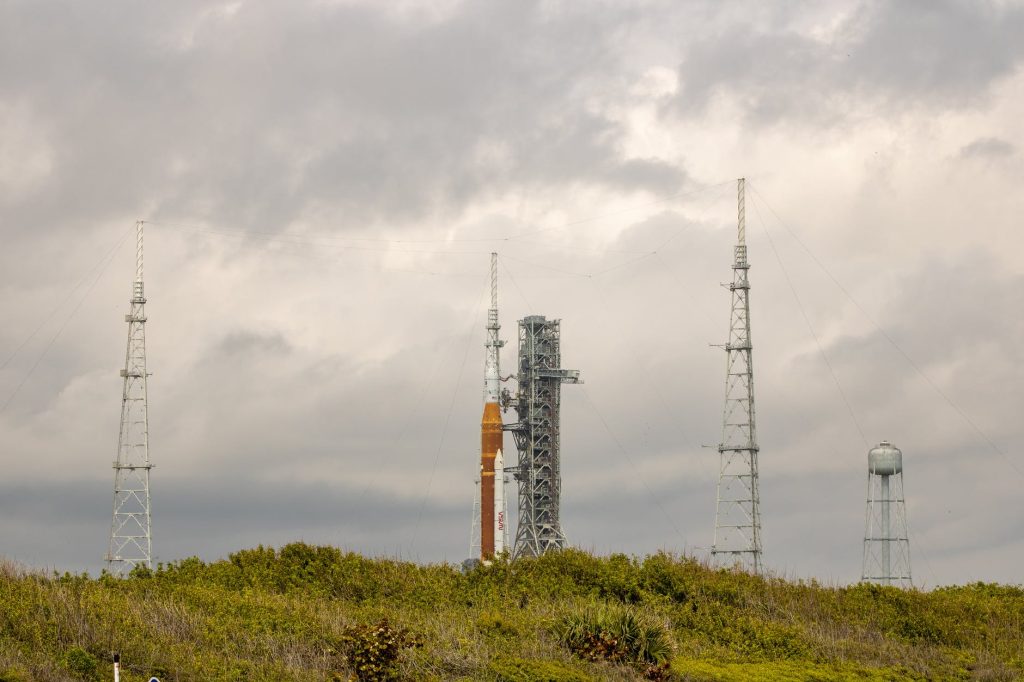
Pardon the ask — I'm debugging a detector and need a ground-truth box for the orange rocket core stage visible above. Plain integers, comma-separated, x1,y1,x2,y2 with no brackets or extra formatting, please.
481,401,503,560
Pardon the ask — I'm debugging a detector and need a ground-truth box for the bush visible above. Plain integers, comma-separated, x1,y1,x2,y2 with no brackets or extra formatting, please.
338,619,420,682
671,601,808,661
0,669,29,682
61,647,99,680
555,604,673,680
477,612,520,638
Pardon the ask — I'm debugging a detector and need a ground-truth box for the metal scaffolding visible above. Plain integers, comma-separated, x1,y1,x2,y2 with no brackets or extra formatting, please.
105,221,153,575
507,315,580,559
712,178,763,574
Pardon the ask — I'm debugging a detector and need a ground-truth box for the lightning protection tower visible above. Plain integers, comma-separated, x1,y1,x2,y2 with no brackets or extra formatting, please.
105,221,153,574
712,178,763,574
861,441,911,587
508,315,581,559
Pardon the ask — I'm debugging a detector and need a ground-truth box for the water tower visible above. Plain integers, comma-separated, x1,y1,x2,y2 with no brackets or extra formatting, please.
861,441,911,587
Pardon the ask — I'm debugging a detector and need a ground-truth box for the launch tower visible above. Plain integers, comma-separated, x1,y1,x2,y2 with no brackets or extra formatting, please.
509,315,580,558
712,178,763,573
105,221,153,574
861,441,911,587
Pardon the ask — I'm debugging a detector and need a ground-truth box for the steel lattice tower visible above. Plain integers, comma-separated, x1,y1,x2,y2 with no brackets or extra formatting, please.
861,441,912,587
105,221,153,574
712,178,763,573
509,316,580,558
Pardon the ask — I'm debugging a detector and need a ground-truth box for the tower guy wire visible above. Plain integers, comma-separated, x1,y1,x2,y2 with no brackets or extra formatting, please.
0,224,136,374
577,385,688,545
0,225,136,416
748,191,869,448
749,186,1021,478
409,274,491,554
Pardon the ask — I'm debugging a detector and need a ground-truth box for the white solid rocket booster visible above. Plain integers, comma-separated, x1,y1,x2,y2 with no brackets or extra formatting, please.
494,448,505,555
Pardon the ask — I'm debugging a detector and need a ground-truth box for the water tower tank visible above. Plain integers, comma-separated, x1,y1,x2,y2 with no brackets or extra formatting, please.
868,440,902,476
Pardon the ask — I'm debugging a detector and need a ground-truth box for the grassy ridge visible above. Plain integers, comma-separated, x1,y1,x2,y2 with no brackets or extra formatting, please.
0,544,1022,680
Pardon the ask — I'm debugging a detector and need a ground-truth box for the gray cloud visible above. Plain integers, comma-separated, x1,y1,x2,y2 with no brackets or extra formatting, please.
672,0,1024,125
958,136,1016,160
216,330,292,357
0,1,685,237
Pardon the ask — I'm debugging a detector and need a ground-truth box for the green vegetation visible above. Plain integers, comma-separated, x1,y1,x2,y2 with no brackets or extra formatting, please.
554,604,672,679
0,545,1022,680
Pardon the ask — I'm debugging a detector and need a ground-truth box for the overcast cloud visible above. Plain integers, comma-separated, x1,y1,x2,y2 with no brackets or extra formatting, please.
1,0,1023,586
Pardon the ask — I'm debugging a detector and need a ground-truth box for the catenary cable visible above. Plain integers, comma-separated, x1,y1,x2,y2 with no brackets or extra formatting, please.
409,276,491,553
751,186,940,586
0,226,135,416
0,224,137,372
750,186,1022,479
749,193,870,448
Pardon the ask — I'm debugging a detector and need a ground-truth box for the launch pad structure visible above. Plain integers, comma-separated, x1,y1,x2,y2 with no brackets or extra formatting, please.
508,315,581,559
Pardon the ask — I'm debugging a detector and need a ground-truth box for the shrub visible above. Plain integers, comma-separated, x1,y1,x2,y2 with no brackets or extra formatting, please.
338,619,420,682
477,611,519,638
673,602,808,660
555,604,673,680
638,553,694,603
61,646,99,680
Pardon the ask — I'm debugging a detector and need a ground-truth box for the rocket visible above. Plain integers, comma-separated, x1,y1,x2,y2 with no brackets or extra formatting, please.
481,252,504,561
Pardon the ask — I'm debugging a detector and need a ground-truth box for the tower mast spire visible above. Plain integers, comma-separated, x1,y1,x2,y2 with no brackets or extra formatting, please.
106,220,153,574
712,178,763,573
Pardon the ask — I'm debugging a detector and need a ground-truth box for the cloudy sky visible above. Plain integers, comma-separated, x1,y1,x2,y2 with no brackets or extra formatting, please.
1,0,1023,586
